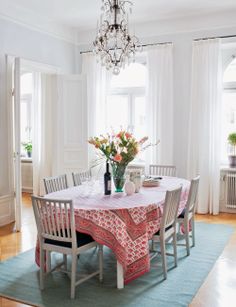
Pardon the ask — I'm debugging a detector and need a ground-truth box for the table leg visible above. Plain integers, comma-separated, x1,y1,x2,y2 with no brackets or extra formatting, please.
117,261,124,289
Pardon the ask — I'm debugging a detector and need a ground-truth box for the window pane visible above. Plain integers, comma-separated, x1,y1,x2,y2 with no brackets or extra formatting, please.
110,63,146,88
224,58,236,82
21,73,33,94
134,96,146,139
106,95,129,131
221,91,236,163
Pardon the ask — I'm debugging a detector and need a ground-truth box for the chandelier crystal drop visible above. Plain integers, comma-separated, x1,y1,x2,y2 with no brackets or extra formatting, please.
93,0,142,75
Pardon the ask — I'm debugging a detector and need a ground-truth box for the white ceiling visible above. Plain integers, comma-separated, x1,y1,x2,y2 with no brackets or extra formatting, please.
1,0,236,41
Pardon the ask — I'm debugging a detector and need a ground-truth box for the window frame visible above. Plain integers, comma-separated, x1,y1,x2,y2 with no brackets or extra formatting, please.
106,59,147,134
221,49,236,164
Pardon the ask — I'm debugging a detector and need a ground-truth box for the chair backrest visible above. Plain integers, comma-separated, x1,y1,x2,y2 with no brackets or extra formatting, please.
72,169,92,186
43,174,68,194
186,176,200,214
32,196,76,245
160,186,182,233
149,164,176,177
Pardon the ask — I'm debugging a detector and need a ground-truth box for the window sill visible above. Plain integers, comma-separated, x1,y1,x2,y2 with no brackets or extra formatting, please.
21,157,32,163
220,165,236,171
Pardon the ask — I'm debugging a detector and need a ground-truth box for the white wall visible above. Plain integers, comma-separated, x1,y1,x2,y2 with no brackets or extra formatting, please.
0,17,77,224
76,12,236,178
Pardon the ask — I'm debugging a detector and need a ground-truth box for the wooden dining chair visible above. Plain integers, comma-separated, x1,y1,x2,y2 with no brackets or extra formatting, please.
72,169,92,186
32,196,103,299
43,174,68,194
149,164,177,177
151,186,182,279
176,176,200,256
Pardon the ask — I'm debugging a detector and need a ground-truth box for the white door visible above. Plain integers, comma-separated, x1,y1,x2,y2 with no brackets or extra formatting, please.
13,57,22,231
54,75,88,184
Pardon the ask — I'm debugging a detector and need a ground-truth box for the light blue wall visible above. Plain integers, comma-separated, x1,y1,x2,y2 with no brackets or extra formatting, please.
0,17,77,195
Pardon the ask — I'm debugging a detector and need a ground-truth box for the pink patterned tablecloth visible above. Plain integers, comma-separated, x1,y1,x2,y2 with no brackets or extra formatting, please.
36,176,190,284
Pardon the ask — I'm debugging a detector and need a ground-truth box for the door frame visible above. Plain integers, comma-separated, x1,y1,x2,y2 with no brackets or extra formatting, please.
7,55,60,231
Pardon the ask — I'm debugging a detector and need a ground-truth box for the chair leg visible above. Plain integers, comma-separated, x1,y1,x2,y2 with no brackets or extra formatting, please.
185,220,190,256
46,251,51,273
151,240,155,251
70,254,77,299
177,222,181,234
39,246,45,290
63,254,67,271
173,232,177,267
191,217,195,247
98,245,103,282
160,238,167,280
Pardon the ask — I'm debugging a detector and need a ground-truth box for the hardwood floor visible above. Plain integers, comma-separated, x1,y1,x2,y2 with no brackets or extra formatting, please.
190,214,236,307
0,194,236,307
0,193,36,307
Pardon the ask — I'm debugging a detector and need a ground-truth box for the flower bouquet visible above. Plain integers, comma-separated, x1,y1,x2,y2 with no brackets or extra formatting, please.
89,130,157,192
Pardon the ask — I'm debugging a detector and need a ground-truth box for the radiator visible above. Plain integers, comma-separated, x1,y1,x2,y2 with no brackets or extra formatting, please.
226,173,236,208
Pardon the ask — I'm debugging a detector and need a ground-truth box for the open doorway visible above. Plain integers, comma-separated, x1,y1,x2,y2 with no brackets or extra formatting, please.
9,57,86,232
9,57,59,231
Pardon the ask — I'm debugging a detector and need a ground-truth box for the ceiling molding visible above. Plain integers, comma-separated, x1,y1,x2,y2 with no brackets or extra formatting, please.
76,10,236,46
0,13,77,45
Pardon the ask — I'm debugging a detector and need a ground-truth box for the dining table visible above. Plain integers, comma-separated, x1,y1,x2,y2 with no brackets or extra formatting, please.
35,176,190,289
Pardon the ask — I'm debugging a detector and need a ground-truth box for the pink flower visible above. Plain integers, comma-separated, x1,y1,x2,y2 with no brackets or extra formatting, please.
114,154,122,162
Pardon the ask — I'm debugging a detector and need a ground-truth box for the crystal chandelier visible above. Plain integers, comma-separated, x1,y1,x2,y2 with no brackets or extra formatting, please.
93,0,141,75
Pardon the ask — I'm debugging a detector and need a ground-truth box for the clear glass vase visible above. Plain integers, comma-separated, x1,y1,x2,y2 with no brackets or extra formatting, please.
111,163,127,192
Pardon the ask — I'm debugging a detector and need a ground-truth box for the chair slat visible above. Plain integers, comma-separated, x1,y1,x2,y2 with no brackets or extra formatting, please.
59,202,66,238
65,204,70,235
49,201,57,235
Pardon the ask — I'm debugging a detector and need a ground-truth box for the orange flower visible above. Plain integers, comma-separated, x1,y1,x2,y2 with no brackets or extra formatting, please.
116,132,123,138
88,138,96,145
134,146,139,154
114,154,122,162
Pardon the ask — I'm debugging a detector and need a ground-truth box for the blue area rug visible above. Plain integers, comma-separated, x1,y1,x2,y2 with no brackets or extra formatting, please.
0,222,233,307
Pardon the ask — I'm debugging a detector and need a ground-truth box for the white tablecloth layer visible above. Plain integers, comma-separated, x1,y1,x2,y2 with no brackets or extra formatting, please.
46,176,189,210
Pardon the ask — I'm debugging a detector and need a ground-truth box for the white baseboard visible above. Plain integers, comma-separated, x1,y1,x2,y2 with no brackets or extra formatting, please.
22,187,33,193
0,194,15,226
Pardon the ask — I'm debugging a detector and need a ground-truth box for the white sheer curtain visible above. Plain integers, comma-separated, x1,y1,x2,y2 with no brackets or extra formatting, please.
146,43,174,165
187,39,222,215
82,53,111,165
82,54,111,136
33,73,56,195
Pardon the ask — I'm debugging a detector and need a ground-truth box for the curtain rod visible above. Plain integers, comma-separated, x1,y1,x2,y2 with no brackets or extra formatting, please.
80,41,172,54
194,34,236,41
80,35,236,54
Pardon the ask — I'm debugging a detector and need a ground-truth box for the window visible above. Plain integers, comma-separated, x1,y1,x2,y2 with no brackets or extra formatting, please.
20,73,33,156
221,57,236,163
106,62,147,140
